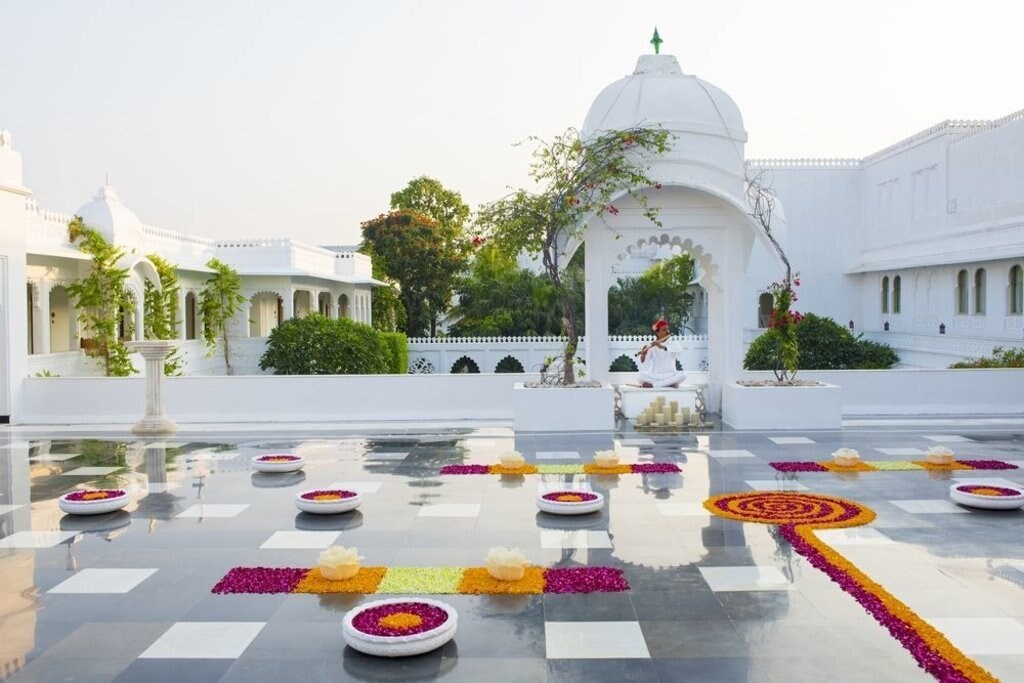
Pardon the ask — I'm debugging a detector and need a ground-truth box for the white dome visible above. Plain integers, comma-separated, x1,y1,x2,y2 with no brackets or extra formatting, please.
76,182,145,246
583,54,746,141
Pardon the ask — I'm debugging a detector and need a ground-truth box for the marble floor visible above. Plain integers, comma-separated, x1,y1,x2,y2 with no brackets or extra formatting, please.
1,422,1023,682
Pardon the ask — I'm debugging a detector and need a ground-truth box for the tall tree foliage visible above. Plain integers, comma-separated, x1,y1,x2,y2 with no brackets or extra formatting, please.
451,243,582,337
66,217,137,376
608,253,696,335
200,258,246,375
390,176,470,232
143,253,185,375
360,210,470,337
478,126,671,383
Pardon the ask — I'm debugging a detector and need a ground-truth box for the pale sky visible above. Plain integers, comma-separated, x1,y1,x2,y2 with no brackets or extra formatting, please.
2,1,1021,246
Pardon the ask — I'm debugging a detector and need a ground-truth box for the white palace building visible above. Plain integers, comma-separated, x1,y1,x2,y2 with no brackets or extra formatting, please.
1,50,1022,424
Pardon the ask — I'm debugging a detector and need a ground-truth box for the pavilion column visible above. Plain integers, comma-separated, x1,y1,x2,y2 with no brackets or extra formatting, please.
38,279,51,354
584,230,612,384
128,340,178,435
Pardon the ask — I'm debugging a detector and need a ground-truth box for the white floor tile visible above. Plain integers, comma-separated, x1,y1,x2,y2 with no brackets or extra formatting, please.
0,504,25,515
365,452,408,460
327,481,382,494
925,617,1024,655
708,449,756,459
657,503,710,517
61,466,121,476
418,504,480,518
699,565,794,592
767,436,815,445
814,528,894,546
745,480,809,492
889,499,970,514
536,451,580,460
260,530,340,549
0,531,77,548
0,441,35,450
49,568,157,594
923,435,975,443
139,621,266,659
875,447,926,456
142,442,189,449
29,453,81,462
186,451,239,461
545,621,650,659
176,504,249,518
540,530,613,549
145,482,180,493
617,439,654,447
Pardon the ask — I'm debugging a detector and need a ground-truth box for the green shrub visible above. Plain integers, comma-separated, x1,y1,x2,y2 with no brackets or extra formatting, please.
379,332,409,374
949,346,1024,368
259,314,391,375
744,313,899,371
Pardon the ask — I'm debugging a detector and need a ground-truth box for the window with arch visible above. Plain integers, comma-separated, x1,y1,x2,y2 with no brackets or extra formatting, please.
973,268,986,315
1011,265,1024,315
956,269,969,315
892,275,902,314
880,276,889,314
185,292,198,340
757,293,773,328
338,293,350,319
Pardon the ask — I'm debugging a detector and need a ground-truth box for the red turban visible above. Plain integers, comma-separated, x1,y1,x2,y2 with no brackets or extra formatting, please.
652,319,669,331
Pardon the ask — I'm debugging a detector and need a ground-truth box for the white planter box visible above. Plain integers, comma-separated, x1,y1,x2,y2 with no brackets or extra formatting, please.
513,383,614,432
619,385,699,419
722,382,842,430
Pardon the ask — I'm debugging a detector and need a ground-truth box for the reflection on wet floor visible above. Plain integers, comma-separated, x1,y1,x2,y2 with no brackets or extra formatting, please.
0,427,1022,681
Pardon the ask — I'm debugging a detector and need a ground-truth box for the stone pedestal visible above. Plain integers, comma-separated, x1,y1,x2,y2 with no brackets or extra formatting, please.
127,340,178,435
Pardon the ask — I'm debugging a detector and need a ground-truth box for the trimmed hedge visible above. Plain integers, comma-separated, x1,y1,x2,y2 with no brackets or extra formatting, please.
949,346,1024,368
744,313,899,370
259,314,394,375
379,332,409,374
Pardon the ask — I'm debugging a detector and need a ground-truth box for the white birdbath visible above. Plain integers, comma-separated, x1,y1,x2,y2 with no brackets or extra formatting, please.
128,340,178,435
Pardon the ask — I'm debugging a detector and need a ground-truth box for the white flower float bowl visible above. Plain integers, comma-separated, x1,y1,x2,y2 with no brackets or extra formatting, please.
536,490,605,515
343,598,457,658
949,483,1024,510
294,489,362,515
251,454,305,473
58,490,130,516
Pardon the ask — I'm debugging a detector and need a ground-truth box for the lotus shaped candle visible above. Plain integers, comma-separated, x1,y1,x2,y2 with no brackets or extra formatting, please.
498,451,526,469
831,448,861,467
318,545,363,581
486,546,528,581
926,446,955,465
593,450,620,468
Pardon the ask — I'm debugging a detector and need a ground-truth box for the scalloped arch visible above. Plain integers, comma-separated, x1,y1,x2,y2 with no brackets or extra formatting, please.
617,235,718,287
450,355,481,374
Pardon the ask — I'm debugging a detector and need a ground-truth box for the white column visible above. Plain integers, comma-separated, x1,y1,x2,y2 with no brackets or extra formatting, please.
283,289,295,320
39,280,51,354
584,230,611,384
127,340,178,435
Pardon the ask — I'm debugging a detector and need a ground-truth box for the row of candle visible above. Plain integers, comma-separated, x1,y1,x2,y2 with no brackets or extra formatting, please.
634,397,701,427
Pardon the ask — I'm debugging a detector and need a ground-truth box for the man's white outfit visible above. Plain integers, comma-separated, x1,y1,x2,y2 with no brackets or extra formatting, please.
638,337,687,387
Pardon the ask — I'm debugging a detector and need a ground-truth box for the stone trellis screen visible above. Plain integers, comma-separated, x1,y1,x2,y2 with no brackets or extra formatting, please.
405,335,709,375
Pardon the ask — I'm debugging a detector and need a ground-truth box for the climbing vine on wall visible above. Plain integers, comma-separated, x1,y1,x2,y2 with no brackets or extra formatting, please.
66,216,137,377
144,253,185,376
200,258,246,375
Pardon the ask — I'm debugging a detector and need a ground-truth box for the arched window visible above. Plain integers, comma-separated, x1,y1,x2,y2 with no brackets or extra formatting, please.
757,293,773,328
1011,265,1024,315
185,292,197,340
973,268,986,315
338,293,350,319
881,276,889,314
892,275,902,314
956,269,969,315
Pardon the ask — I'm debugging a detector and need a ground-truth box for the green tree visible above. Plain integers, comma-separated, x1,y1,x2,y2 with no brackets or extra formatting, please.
744,313,898,370
360,210,470,337
200,258,246,375
143,253,185,375
259,314,392,375
66,217,137,377
390,176,470,232
478,126,671,383
609,253,696,334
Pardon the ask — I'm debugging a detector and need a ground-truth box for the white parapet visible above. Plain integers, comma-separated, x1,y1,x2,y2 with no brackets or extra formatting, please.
721,382,842,430
512,382,614,432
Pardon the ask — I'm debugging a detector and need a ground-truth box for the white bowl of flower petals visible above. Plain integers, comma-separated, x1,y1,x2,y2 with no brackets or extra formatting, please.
486,546,529,582
593,450,620,468
58,489,129,515
926,446,955,466
252,454,305,473
498,451,526,469
318,546,363,581
831,448,861,468
295,489,362,515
